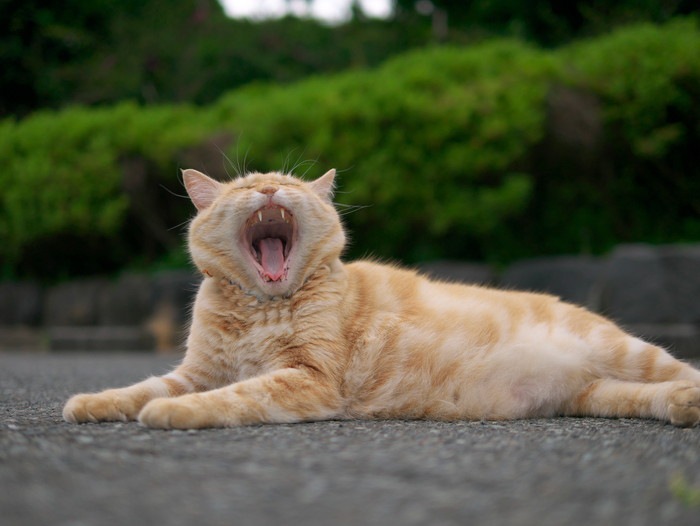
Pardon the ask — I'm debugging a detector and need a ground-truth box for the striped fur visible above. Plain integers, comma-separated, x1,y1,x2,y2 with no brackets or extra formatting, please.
63,169,700,428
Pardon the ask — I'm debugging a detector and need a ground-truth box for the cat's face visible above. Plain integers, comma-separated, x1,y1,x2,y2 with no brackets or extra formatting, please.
183,169,345,298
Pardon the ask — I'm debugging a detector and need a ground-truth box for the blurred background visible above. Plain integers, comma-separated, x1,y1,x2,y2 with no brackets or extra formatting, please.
2,0,700,354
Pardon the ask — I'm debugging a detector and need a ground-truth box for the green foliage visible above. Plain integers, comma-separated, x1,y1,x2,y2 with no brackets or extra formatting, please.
217,41,555,261
0,108,122,261
0,102,213,277
2,19,700,279
670,473,700,507
525,18,700,258
562,19,700,155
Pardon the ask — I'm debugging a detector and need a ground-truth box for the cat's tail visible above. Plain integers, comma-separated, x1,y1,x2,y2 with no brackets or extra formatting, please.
560,308,700,426
594,326,700,385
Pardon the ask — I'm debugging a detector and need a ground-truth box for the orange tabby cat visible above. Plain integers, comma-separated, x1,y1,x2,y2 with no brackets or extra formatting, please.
63,168,700,429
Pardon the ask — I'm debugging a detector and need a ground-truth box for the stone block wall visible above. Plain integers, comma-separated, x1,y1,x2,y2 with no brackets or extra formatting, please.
1,243,700,357
0,271,200,353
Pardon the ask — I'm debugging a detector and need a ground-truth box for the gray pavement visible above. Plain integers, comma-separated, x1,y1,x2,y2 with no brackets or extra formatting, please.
1,352,700,526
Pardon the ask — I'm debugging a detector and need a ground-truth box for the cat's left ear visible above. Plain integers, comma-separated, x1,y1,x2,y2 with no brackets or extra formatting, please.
309,169,336,202
182,169,222,211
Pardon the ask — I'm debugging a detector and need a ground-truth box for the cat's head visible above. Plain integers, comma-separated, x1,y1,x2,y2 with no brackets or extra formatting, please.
183,168,345,298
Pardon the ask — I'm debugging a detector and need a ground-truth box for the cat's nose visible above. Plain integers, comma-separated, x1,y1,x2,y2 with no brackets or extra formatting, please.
259,186,277,195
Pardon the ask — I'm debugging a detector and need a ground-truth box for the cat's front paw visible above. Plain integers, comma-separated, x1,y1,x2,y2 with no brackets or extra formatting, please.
138,395,217,430
669,385,700,427
63,390,142,423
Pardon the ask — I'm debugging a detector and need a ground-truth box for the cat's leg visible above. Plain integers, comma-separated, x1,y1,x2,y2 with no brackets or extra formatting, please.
63,365,212,423
564,378,700,427
138,367,340,429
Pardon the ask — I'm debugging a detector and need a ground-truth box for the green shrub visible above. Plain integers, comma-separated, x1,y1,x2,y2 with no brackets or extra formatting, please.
562,18,700,158
0,102,213,277
0,108,122,268
531,18,700,257
217,41,556,262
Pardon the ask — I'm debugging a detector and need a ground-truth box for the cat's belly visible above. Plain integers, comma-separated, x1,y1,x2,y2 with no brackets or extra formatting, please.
342,324,594,421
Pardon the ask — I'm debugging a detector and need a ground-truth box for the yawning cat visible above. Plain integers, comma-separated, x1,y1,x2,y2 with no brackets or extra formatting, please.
63,168,700,429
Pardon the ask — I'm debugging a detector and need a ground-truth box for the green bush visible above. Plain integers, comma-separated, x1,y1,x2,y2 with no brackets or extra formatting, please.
0,102,214,277
0,108,122,269
521,18,700,259
2,18,700,279
563,18,700,158
217,40,556,261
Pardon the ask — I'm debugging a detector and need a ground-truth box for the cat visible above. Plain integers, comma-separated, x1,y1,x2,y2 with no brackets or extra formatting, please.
63,168,700,429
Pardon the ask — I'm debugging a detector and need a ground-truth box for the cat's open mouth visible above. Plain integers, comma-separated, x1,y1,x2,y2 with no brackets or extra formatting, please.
243,205,296,282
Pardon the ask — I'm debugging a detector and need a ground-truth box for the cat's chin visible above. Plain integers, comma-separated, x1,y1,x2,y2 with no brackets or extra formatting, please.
253,276,295,298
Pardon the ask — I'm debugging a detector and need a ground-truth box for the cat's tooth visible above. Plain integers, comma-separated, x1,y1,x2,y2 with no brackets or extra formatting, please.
257,211,263,222
280,209,285,221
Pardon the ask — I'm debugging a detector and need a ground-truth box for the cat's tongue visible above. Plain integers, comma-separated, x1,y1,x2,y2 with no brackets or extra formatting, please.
258,237,286,281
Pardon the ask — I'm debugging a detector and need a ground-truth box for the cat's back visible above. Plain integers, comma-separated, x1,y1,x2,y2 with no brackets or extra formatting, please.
344,259,552,314
340,259,578,352
344,260,423,313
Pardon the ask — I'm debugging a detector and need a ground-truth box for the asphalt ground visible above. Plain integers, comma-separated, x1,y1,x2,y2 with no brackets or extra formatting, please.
2,352,700,526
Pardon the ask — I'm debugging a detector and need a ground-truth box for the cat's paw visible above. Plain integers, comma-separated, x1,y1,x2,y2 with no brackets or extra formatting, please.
138,395,216,430
63,390,142,423
668,385,700,427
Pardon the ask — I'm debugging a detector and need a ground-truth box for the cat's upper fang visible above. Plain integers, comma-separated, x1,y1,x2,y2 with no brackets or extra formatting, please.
250,206,292,225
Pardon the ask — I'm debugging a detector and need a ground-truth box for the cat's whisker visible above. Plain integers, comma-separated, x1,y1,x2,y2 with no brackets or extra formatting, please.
214,144,240,180
282,148,303,174
334,203,370,216
160,183,189,200
286,157,317,179
221,140,252,179
214,144,234,179
296,158,319,179
333,202,368,208
168,218,192,232
241,146,252,177
332,187,357,196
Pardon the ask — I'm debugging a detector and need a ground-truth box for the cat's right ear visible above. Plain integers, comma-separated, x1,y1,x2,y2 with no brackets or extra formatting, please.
309,169,336,203
182,169,222,211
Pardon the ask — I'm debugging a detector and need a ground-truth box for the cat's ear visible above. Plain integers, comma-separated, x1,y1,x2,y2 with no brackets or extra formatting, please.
182,169,222,211
309,169,336,202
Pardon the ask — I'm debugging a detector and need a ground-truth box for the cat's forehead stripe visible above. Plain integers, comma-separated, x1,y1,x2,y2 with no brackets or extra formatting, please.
232,172,303,189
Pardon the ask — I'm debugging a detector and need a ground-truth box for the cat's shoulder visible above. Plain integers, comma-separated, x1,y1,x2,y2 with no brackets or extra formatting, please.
345,259,422,281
